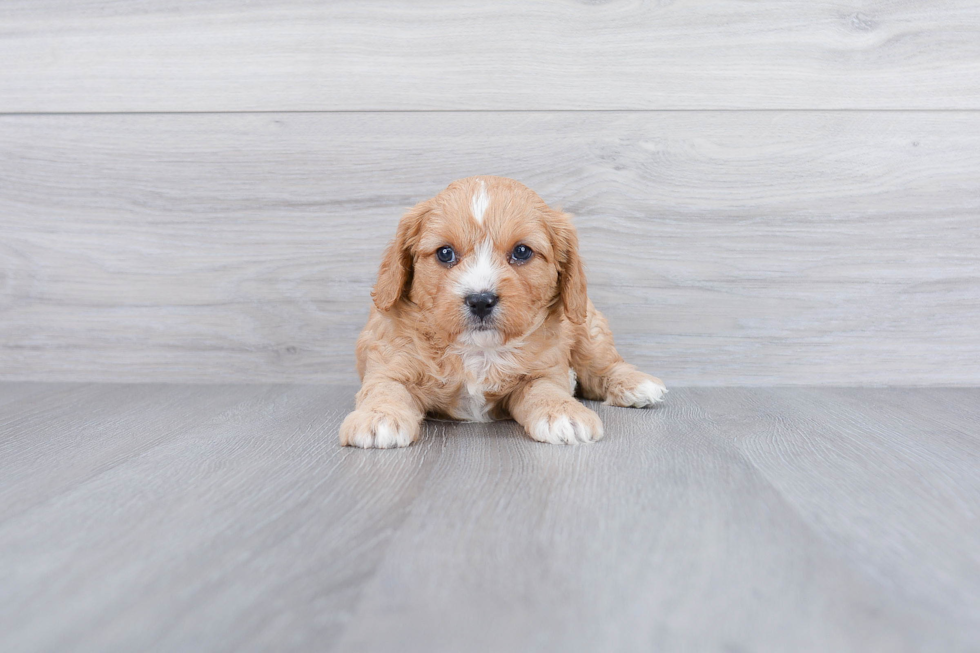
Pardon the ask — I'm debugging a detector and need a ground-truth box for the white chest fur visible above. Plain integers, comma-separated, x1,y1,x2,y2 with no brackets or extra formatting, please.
453,380,492,422
449,332,520,422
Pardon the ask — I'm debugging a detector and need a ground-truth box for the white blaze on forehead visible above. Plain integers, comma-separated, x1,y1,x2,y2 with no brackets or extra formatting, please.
455,238,503,296
470,181,490,224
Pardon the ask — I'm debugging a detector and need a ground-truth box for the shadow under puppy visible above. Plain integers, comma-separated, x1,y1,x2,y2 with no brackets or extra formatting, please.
341,176,666,448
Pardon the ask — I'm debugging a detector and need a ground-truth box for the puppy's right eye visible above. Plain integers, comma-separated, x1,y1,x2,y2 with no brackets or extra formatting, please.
436,246,456,265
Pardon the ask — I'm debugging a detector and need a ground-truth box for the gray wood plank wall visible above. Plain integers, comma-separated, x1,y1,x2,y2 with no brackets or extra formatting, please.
2,1,980,111
1,2,978,385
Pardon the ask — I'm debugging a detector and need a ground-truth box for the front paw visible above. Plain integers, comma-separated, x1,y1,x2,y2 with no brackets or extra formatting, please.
604,373,667,408
527,401,604,445
339,408,420,449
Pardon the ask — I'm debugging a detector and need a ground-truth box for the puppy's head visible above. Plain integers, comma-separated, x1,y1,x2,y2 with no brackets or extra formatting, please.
372,176,587,345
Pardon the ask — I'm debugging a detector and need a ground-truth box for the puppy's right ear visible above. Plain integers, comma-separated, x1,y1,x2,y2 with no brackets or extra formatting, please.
372,200,429,312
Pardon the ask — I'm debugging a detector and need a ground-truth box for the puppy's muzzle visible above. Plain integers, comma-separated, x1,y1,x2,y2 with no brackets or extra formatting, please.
464,292,498,320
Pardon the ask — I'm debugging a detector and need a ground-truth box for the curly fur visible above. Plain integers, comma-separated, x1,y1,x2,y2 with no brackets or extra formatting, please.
340,176,666,447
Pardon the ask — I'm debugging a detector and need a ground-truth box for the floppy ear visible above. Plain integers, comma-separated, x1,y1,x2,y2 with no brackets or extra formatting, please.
372,201,429,312
548,210,589,324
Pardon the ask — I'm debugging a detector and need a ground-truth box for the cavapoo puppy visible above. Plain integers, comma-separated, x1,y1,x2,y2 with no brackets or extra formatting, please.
341,176,666,448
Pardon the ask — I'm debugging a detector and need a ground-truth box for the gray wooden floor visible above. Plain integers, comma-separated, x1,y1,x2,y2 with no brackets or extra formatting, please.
0,384,978,652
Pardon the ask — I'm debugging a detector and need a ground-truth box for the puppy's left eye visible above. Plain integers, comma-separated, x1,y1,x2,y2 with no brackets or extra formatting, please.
511,244,533,263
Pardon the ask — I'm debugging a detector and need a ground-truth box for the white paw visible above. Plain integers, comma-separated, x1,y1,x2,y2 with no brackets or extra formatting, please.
339,409,418,449
529,405,604,445
608,378,668,408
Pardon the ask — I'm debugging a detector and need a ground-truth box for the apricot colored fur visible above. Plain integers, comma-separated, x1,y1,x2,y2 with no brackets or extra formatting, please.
340,176,665,448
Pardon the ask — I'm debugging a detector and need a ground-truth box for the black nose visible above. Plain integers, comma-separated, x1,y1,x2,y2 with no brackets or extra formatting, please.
465,292,498,319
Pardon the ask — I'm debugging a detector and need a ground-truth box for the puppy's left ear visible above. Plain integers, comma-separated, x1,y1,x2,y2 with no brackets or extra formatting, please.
548,209,589,325
372,200,429,312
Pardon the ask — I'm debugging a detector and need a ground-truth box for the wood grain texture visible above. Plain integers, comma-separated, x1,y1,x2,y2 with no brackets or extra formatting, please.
2,0,980,112
0,384,268,521
2,111,979,385
0,383,442,652
338,387,980,652
0,383,978,652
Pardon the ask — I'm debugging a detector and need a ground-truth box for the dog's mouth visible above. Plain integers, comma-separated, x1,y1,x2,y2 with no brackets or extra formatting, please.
469,318,496,332
462,306,499,332
459,325,503,349
459,314,503,347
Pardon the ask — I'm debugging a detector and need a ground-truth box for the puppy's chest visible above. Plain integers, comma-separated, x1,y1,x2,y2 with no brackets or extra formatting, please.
446,346,520,422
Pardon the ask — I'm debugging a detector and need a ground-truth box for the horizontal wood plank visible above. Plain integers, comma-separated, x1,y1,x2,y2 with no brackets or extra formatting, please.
2,0,980,111
1,111,979,385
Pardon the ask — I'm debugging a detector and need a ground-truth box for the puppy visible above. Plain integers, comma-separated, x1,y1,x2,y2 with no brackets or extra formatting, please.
340,176,666,448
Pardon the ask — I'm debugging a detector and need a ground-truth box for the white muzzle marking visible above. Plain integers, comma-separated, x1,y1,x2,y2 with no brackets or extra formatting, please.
455,238,502,299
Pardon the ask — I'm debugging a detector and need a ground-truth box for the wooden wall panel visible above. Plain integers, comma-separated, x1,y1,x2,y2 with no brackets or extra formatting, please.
1,112,978,385
2,1,979,112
